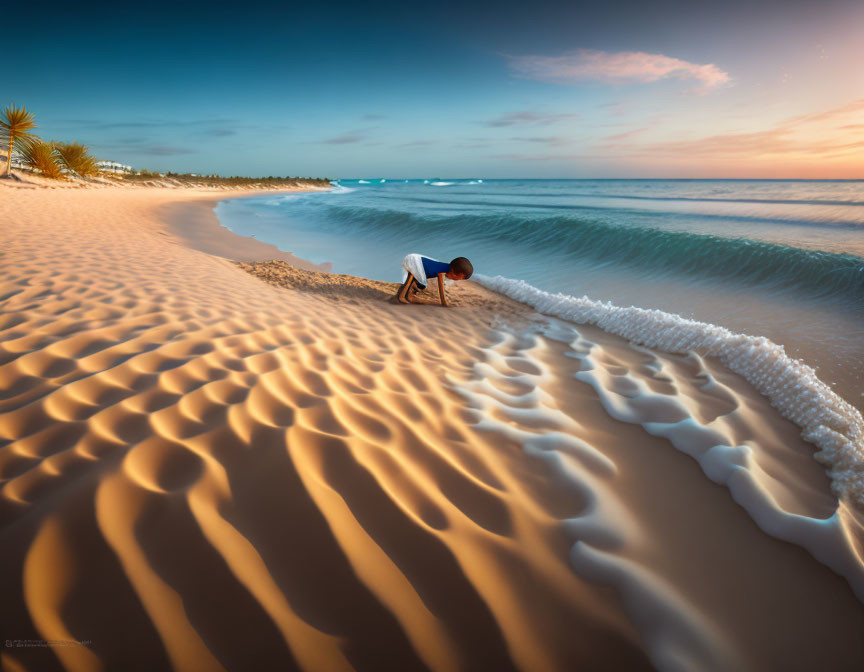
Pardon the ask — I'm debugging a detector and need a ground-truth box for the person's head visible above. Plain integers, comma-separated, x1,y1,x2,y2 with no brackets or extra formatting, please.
446,256,473,281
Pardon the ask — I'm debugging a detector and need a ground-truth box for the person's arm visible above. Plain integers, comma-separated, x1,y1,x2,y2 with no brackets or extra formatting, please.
437,273,448,307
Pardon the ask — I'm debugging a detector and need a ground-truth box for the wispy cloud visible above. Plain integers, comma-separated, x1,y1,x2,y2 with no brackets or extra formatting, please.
636,130,864,159
57,118,239,129
95,140,197,156
508,49,730,91
318,127,377,144
595,119,668,148
635,129,792,157
140,145,199,156
597,101,631,117
782,98,864,127
599,100,864,160
453,138,494,150
488,153,553,161
482,110,580,127
599,126,655,144
396,140,436,148
487,97,864,169
488,152,594,162
508,136,569,144
323,134,364,144
603,129,864,162
582,98,864,165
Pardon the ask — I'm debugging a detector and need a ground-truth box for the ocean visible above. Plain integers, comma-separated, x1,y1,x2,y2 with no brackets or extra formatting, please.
215,178,864,413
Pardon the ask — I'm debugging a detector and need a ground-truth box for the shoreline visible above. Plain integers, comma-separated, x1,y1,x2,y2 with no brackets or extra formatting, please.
2,184,863,671
161,189,335,270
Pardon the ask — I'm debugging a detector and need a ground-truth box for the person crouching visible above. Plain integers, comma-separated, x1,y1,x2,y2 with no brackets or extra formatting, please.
396,254,473,307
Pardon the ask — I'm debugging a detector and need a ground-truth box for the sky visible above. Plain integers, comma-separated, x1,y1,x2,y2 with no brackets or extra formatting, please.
8,0,864,178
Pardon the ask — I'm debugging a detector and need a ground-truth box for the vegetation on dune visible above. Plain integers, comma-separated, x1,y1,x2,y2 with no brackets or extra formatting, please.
120,170,331,188
18,139,63,179
1,105,37,177
54,141,100,176
2,101,330,187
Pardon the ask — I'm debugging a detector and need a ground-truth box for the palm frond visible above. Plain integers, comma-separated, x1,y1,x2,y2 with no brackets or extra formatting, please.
54,141,100,176
2,105,39,175
0,104,37,137
18,138,63,179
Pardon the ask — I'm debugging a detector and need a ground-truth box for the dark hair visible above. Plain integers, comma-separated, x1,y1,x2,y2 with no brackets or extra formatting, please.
450,257,473,279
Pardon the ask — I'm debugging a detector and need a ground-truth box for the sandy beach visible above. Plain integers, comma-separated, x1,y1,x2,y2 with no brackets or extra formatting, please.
2,183,864,671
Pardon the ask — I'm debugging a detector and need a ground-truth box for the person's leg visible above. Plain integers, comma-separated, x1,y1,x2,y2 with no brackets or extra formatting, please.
407,278,421,300
396,274,418,303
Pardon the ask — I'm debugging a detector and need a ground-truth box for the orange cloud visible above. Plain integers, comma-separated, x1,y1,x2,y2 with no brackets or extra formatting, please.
782,98,864,127
635,130,864,159
595,98,864,170
508,49,729,91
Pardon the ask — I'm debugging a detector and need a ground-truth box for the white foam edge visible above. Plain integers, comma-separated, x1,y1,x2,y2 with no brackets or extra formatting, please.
448,355,751,671
474,274,864,508
450,324,864,669
572,359,864,604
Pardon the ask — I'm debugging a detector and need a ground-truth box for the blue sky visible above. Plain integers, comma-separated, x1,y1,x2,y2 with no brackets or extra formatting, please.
9,0,864,178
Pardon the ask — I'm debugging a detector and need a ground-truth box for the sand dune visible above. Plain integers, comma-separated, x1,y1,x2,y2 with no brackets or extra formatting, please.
2,185,863,671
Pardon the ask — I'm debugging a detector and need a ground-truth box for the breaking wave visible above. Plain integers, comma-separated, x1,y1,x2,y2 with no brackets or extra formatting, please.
309,205,864,304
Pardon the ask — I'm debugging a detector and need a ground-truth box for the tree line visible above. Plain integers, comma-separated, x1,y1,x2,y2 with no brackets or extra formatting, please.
0,104,329,186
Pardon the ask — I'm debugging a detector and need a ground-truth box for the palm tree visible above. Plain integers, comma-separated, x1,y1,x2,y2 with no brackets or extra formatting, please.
17,138,62,179
55,141,99,177
0,105,37,177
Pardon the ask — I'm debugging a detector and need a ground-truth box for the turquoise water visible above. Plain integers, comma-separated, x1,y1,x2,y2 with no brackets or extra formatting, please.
215,179,864,408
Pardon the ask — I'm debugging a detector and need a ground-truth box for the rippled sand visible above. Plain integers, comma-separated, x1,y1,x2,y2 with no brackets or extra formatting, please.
1,185,863,671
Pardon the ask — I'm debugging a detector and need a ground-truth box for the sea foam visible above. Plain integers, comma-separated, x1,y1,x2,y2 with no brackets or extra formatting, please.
454,323,864,671
474,274,864,507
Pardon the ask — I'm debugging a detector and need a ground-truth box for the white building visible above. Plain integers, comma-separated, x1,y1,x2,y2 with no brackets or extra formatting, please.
96,160,134,174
